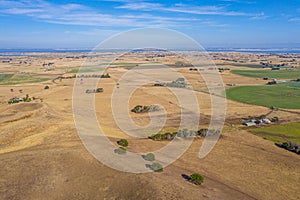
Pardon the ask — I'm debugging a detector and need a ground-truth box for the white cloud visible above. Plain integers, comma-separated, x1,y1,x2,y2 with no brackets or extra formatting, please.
0,0,190,27
117,2,163,10
289,18,300,22
0,0,266,29
219,0,256,4
116,2,262,17
4,8,44,14
77,29,120,36
60,3,89,11
199,21,229,27
250,12,269,20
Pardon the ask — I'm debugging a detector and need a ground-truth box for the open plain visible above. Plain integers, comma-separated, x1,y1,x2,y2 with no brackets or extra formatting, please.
0,51,300,199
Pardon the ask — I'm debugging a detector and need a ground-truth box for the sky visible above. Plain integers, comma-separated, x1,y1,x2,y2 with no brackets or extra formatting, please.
0,0,299,49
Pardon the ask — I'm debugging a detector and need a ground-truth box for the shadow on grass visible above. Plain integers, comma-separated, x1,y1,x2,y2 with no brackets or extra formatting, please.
181,174,191,181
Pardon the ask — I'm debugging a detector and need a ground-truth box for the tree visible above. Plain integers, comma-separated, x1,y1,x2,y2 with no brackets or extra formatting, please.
271,117,279,122
248,116,254,120
117,139,128,147
96,88,103,93
143,153,155,161
150,162,163,172
190,173,204,185
165,132,174,140
254,120,261,125
114,147,126,155
24,94,30,102
101,73,110,78
131,105,161,113
197,129,208,137
153,134,161,140
161,133,168,140
131,105,143,113
259,115,266,120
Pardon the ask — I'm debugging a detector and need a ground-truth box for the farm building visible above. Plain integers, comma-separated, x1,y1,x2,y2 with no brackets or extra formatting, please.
262,119,271,124
8,97,24,104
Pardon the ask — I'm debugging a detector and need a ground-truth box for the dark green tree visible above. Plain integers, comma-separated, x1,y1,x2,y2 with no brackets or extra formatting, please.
117,139,128,147
190,173,204,185
143,153,155,161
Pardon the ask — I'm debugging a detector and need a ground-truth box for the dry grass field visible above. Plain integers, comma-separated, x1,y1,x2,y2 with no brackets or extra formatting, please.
0,52,299,199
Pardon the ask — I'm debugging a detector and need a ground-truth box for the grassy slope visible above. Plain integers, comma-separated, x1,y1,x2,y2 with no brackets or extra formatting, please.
67,67,104,73
0,74,14,83
251,122,300,144
218,63,263,68
231,69,300,79
110,63,140,67
0,74,49,85
226,84,300,109
286,81,300,88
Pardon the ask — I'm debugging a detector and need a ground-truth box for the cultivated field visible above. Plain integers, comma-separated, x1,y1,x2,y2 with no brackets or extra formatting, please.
0,74,49,85
231,69,300,79
251,122,300,144
226,84,300,109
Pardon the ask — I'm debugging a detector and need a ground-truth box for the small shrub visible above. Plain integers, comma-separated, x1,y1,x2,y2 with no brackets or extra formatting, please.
190,173,204,185
96,88,103,93
24,94,30,102
148,133,161,141
279,141,300,154
44,85,49,90
197,129,208,137
117,139,128,147
259,115,266,119
131,105,160,113
148,105,160,112
114,147,126,155
143,153,155,161
254,120,261,125
131,105,144,113
271,117,279,122
149,162,163,172
179,129,189,137
165,132,175,140
101,73,110,78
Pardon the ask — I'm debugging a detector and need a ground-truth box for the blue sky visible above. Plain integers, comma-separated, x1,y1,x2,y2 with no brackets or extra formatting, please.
0,0,299,48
